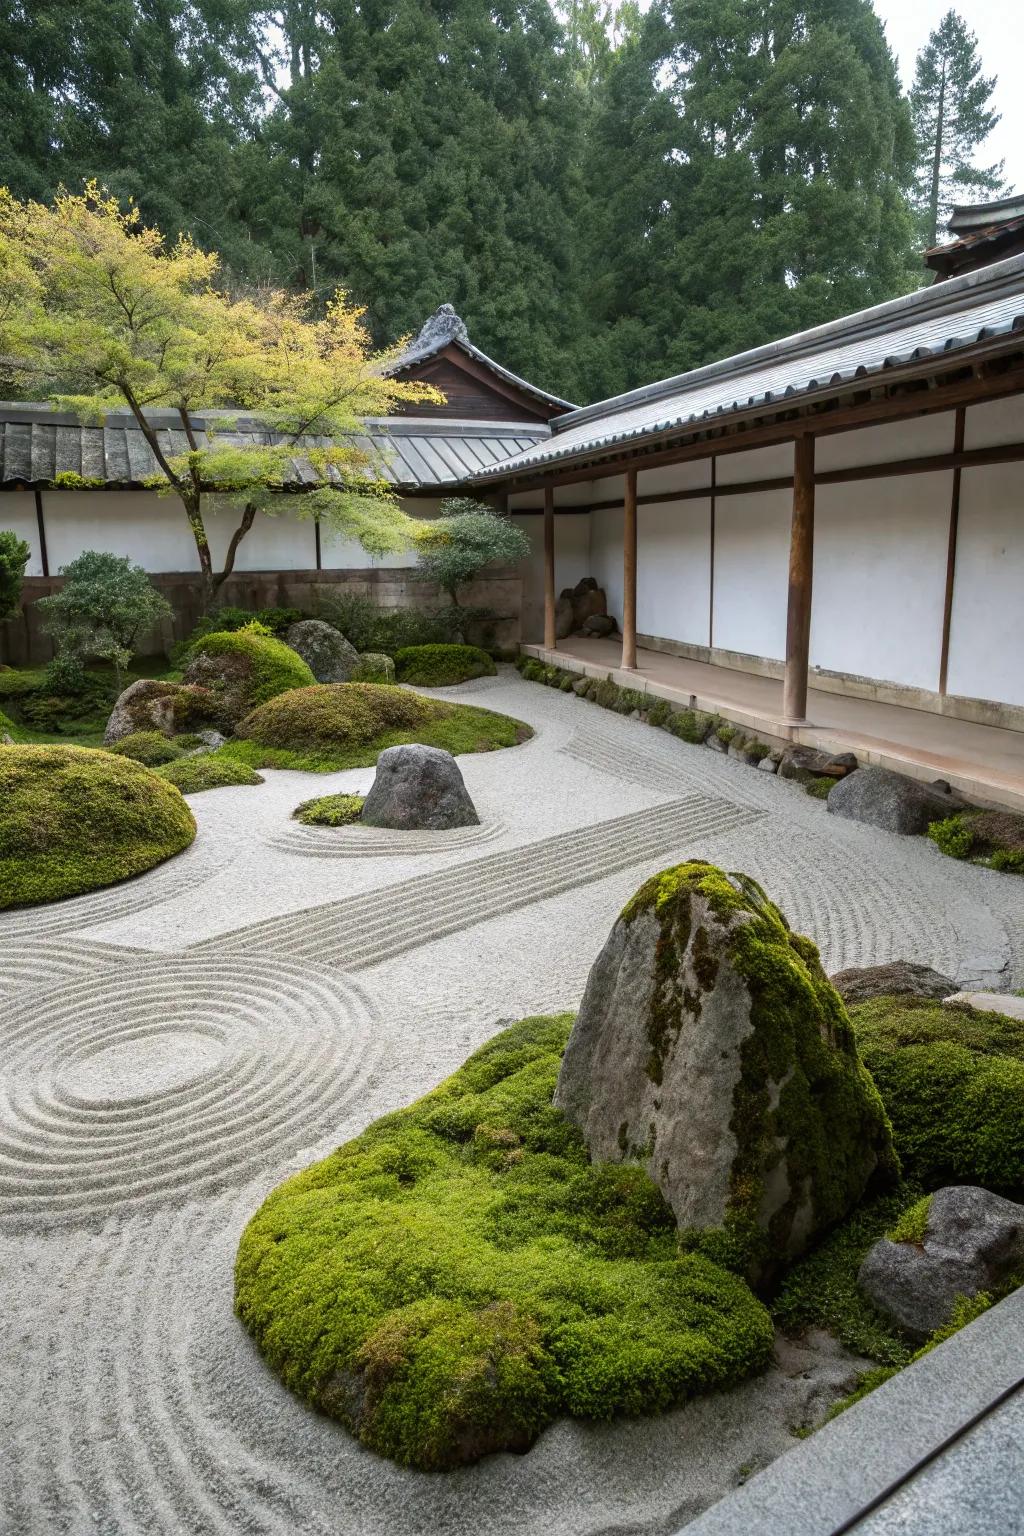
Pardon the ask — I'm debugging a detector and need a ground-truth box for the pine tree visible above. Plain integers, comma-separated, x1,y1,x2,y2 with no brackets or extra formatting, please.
911,9,1006,249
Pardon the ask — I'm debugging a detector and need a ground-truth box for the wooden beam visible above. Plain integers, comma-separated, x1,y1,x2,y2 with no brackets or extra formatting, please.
314,515,322,572
938,408,967,696
622,467,638,670
783,435,815,722
543,482,556,650
708,456,716,648
33,489,49,578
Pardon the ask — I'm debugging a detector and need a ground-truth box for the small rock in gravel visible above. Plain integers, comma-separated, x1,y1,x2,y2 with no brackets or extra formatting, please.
827,767,966,836
360,744,479,831
779,745,857,784
943,991,1024,1020
858,1185,1024,1340
831,960,958,1005
757,757,778,773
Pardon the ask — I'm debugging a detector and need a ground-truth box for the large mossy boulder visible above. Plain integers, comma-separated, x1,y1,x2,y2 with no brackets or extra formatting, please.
554,862,898,1284
0,743,196,908
183,628,314,729
235,1014,774,1470
104,677,213,744
285,618,360,683
360,744,479,830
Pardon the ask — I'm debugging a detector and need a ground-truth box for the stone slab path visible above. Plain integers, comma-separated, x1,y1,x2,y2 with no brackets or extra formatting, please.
1,668,1022,1536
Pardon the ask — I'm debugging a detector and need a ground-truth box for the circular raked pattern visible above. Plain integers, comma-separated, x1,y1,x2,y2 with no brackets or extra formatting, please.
264,816,508,858
0,954,380,1231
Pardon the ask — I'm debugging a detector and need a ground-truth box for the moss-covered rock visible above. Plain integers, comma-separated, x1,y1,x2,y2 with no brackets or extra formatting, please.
394,643,497,687
183,627,315,729
850,995,1024,1195
293,792,365,826
230,683,531,772
284,619,360,683
103,677,214,744
351,652,396,684
0,743,196,908
234,1014,774,1470
155,754,264,794
554,862,898,1285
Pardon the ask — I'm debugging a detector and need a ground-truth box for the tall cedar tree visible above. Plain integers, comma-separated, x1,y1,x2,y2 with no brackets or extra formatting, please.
910,9,1006,249
577,0,920,396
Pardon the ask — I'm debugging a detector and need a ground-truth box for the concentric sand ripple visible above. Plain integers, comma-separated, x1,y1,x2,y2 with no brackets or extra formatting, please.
264,817,508,859
199,795,767,966
0,954,381,1231
0,831,228,942
0,938,132,1002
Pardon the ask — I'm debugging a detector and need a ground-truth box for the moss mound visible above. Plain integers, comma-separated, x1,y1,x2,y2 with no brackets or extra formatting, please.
230,683,531,772
183,627,315,728
0,743,196,908
293,792,365,826
156,754,264,794
928,809,1024,874
351,652,396,684
395,643,497,687
850,995,1024,1195
106,729,185,766
235,1014,774,1470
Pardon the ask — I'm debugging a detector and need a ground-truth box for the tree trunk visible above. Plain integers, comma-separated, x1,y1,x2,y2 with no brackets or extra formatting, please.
928,64,947,249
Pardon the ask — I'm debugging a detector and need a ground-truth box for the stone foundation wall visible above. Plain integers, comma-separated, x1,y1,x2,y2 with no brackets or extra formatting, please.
0,567,524,668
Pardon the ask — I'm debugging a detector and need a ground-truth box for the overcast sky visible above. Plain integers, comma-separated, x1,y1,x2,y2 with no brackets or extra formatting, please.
874,0,1021,193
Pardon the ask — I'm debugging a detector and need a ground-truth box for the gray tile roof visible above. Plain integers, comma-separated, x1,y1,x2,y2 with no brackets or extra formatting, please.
474,252,1024,483
0,408,549,491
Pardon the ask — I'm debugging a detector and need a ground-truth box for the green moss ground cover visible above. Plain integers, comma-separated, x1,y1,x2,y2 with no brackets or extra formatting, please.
235,1014,774,1470
394,643,497,687
292,792,365,826
0,743,196,908
227,682,531,772
106,729,186,766
155,754,264,794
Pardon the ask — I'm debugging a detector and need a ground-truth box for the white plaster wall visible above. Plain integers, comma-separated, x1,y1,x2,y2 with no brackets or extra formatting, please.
320,497,445,572
509,512,592,641
205,501,317,572
964,394,1024,451
0,492,44,576
637,500,712,646
42,490,200,572
711,490,791,659
811,472,952,691
946,462,1024,707
816,412,955,472
590,506,624,626
716,442,794,486
637,459,712,496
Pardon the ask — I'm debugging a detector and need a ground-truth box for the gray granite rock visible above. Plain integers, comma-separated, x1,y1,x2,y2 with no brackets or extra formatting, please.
580,613,616,637
285,619,360,683
827,767,966,836
104,679,204,744
571,577,608,630
360,744,479,831
758,756,779,773
554,864,896,1285
779,745,857,784
858,1186,1024,1340
831,960,958,1005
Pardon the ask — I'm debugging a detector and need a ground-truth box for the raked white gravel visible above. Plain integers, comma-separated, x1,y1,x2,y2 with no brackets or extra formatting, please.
1,667,1022,1535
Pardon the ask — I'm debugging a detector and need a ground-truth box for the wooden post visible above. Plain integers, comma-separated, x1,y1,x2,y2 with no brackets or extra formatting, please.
938,408,966,696
543,482,556,651
783,434,815,722
621,467,638,670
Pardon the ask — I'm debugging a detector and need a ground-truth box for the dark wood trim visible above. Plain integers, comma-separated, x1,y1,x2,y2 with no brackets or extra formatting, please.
494,358,1024,495
314,515,322,572
783,435,815,722
33,488,49,578
708,456,716,649
938,408,967,696
415,345,555,422
622,468,638,670
543,483,556,650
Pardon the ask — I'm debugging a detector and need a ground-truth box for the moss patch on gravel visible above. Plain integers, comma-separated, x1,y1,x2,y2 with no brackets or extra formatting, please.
293,792,365,826
155,754,264,794
235,1013,774,1471
850,995,1024,1195
394,643,497,687
0,743,196,908
928,809,1024,874
228,682,531,772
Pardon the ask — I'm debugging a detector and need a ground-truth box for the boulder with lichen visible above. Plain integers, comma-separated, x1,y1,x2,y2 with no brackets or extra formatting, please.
554,861,898,1284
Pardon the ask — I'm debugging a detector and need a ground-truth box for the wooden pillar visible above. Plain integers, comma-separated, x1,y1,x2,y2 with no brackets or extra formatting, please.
621,467,638,670
938,408,966,696
783,434,815,722
543,482,556,651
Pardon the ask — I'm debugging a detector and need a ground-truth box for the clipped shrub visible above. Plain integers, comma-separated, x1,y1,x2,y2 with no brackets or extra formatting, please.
232,683,531,772
315,591,494,657
235,1014,774,1471
646,699,672,728
107,730,185,767
805,776,835,800
351,652,395,684
394,643,497,687
293,792,365,826
593,677,621,710
851,995,1024,1195
928,810,1024,874
183,627,315,728
155,754,264,794
666,709,718,744
716,725,738,746
0,744,195,908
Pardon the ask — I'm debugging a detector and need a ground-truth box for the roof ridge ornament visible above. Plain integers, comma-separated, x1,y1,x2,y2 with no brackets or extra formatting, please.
412,304,469,353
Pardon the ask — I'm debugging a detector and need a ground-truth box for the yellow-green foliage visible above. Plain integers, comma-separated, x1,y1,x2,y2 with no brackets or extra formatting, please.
185,628,314,723
887,1194,932,1246
0,743,195,908
394,643,496,687
235,1015,774,1470
622,863,898,1281
230,683,531,771
155,754,264,793
293,793,365,826
106,730,184,766
851,996,1024,1194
